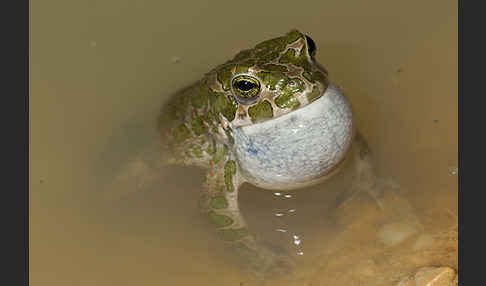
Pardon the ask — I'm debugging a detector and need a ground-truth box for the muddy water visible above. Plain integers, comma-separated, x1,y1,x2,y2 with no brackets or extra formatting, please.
30,0,457,285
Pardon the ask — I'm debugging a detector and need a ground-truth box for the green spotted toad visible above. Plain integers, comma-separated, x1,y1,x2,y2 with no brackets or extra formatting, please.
154,30,383,275
109,30,384,277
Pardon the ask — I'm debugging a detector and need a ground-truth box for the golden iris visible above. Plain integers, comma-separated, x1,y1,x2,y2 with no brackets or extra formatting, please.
231,75,261,100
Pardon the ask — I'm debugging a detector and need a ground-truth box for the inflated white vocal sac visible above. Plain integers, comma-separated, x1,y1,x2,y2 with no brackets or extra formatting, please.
232,84,355,190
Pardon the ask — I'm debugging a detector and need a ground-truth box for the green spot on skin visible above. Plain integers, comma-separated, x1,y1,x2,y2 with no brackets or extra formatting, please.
235,65,249,74
253,30,302,59
224,128,234,145
303,70,328,92
224,160,236,192
254,38,284,55
173,124,190,143
279,49,296,64
275,93,300,110
257,71,288,90
285,78,305,93
208,211,233,228
191,116,206,136
202,111,216,126
275,77,304,109
235,59,256,74
191,85,210,109
206,139,216,155
162,97,189,127
218,228,249,241
277,45,312,72
248,100,274,122
302,71,313,82
275,92,300,109
258,51,281,64
190,144,203,158
254,39,287,63
217,65,234,90
311,70,328,85
209,90,237,122
221,96,237,122
251,30,304,66
210,196,228,209
256,72,270,88
307,86,321,102
284,30,303,44
259,64,288,72
186,144,202,158
296,51,313,71
211,145,227,164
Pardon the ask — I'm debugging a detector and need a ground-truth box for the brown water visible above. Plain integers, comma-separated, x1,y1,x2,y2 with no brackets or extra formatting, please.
30,0,457,285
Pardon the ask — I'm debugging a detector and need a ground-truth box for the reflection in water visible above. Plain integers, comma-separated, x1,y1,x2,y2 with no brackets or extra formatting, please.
269,192,306,257
30,0,457,284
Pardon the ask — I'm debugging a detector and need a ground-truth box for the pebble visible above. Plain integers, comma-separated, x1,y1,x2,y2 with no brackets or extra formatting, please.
377,222,417,246
171,56,181,63
415,266,456,286
396,266,457,286
412,234,435,250
448,167,458,176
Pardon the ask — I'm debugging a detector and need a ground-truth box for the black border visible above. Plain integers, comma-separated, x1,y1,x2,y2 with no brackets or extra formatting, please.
3,0,29,284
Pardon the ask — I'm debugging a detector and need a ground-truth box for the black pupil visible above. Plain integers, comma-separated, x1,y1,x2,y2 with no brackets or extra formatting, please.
235,80,256,91
305,35,316,55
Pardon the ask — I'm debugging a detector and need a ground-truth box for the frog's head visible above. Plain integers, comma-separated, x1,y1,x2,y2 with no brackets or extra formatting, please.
203,30,329,128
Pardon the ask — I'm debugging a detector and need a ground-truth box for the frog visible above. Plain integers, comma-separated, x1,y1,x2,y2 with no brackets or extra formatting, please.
150,30,386,276
101,30,387,278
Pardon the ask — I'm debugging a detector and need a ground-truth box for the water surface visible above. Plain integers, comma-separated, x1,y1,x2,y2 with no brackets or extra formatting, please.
30,0,457,285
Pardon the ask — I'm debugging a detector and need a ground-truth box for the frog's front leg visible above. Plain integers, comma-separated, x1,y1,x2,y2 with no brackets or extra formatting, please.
339,132,396,209
201,146,294,278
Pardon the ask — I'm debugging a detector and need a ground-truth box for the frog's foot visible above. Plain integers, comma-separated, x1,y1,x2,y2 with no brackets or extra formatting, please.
337,177,400,210
102,158,159,201
100,140,172,202
340,132,402,210
232,239,296,280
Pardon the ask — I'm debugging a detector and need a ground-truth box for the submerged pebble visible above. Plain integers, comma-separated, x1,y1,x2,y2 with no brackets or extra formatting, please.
397,266,457,286
415,266,456,286
413,234,435,250
448,167,458,176
170,56,181,63
376,222,417,246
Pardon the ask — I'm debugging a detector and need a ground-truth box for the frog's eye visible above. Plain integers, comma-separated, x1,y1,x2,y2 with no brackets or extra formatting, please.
231,75,261,104
305,35,316,57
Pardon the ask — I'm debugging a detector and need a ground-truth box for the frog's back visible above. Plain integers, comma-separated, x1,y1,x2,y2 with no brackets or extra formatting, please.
158,82,222,167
